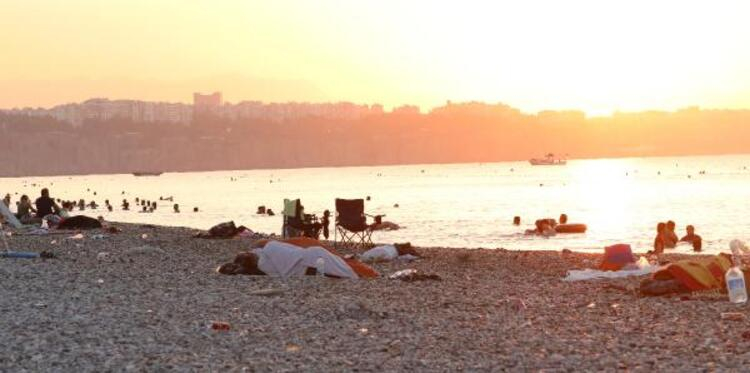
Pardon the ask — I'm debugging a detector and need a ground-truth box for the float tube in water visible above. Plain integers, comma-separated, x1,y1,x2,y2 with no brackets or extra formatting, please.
555,223,587,233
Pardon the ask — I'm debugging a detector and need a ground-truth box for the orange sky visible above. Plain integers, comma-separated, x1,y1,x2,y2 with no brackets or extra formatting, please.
2,0,750,114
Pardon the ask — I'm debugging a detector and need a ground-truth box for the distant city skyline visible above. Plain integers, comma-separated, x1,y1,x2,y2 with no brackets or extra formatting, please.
3,1,750,115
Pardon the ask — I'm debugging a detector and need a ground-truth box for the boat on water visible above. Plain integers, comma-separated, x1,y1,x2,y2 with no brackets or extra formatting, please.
132,172,163,177
529,153,566,166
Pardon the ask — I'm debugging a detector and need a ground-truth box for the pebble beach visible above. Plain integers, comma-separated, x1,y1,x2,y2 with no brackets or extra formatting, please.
2,222,750,371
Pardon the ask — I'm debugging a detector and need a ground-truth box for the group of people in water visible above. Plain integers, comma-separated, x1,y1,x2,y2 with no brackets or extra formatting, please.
653,220,702,253
2,188,199,226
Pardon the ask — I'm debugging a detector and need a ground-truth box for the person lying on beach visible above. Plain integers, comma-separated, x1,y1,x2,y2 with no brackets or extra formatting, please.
218,241,359,278
679,225,702,252
359,242,421,262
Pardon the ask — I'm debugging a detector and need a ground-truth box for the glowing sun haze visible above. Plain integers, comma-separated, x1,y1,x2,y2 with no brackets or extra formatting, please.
2,0,749,114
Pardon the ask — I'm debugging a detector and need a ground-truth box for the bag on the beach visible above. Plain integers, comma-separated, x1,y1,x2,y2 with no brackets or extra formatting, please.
599,244,635,271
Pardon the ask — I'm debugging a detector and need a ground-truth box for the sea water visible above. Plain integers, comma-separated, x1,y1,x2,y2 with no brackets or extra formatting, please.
3,154,750,253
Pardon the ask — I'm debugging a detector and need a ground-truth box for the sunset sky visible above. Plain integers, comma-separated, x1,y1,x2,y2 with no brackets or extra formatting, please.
2,0,749,114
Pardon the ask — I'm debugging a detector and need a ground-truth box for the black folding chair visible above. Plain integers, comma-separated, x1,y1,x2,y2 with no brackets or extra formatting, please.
334,198,373,250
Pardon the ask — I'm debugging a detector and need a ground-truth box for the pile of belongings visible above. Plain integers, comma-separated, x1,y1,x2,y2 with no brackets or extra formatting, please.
640,254,743,296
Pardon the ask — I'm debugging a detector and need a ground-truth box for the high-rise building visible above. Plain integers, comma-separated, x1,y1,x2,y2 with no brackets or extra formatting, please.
193,92,222,112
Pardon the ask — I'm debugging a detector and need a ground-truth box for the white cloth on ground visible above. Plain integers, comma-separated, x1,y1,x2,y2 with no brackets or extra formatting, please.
360,245,399,262
563,262,658,282
254,241,358,279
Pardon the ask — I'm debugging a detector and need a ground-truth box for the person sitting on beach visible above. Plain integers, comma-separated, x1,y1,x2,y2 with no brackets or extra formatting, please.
34,188,61,219
15,195,36,222
680,225,703,252
59,202,73,219
664,220,678,248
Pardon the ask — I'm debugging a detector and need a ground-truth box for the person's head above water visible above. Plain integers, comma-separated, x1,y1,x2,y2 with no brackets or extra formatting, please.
559,214,568,224
41,188,49,197
667,220,676,231
686,225,695,235
657,222,666,233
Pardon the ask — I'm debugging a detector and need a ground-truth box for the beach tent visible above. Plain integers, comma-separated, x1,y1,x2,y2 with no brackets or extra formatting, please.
0,200,22,229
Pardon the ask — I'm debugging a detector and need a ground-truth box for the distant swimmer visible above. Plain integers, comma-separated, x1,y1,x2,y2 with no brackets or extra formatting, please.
393,203,399,208
513,216,521,225
679,225,702,252
173,204,180,213
193,207,199,212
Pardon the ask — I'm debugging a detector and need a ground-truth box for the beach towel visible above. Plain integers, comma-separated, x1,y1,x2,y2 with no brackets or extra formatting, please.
651,254,733,292
254,241,358,279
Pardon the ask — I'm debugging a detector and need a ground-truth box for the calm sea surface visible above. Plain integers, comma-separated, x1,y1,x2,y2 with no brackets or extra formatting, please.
3,154,750,254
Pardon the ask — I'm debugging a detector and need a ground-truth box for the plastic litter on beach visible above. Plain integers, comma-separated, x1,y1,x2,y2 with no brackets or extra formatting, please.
97,252,110,261
211,321,231,331
721,312,746,321
67,233,85,240
249,288,286,296
389,269,442,282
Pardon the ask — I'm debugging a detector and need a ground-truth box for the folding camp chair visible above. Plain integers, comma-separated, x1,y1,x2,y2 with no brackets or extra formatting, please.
282,199,321,239
282,199,303,238
334,198,374,250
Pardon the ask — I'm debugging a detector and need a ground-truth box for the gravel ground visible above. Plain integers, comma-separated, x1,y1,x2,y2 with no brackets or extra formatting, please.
1,223,750,372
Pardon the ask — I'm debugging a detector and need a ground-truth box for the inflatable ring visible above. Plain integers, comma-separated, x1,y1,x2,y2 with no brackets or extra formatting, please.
555,223,587,233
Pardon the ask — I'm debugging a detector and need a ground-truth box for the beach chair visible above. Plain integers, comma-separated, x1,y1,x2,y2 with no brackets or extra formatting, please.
282,199,303,238
334,198,374,250
282,199,322,239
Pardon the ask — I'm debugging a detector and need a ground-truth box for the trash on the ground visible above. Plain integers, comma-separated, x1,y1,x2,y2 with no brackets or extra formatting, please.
389,269,442,282
68,233,84,240
721,312,746,321
96,279,104,284
91,234,106,240
1,251,40,259
97,252,110,261
141,233,148,239
211,321,231,331
249,288,285,296
285,343,301,352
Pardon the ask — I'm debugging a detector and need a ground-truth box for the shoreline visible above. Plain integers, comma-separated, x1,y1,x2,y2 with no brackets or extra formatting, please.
1,222,747,370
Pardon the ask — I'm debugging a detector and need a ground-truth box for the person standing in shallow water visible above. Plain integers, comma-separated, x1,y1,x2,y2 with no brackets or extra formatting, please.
680,225,703,252
653,222,666,254
664,220,678,248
